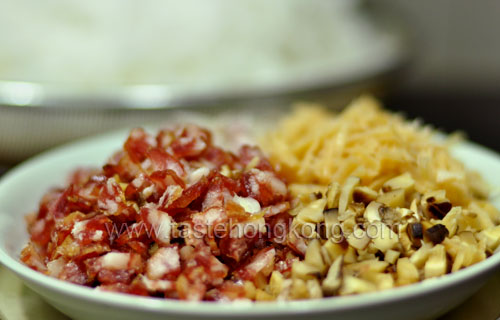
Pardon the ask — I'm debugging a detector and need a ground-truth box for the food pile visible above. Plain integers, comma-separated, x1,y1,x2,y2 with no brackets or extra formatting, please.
21,125,295,300
22,97,500,301
262,97,500,298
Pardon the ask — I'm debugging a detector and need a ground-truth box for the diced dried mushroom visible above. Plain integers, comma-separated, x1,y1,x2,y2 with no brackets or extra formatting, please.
343,259,389,276
370,221,399,253
441,207,461,237
375,250,385,261
398,224,414,253
424,244,447,278
425,224,449,244
325,182,341,209
344,246,358,264
269,271,285,297
443,234,486,272
285,172,499,300
479,225,500,251
428,201,453,219
347,226,371,250
339,177,360,215
292,261,322,280
322,256,343,295
297,198,327,223
324,208,342,241
339,276,376,295
396,257,419,285
409,242,432,268
307,279,323,299
407,222,424,247
292,218,318,239
378,205,401,226
349,202,366,217
290,279,309,299
341,213,357,236
384,249,401,265
305,239,326,273
377,189,405,208
365,272,394,290
364,201,383,223
353,186,378,204
382,173,415,193
398,207,415,219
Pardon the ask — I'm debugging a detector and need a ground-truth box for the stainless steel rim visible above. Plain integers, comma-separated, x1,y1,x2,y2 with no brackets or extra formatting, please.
0,2,411,111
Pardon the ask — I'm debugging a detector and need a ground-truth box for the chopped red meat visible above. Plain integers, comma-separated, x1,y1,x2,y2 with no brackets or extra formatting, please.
21,124,295,301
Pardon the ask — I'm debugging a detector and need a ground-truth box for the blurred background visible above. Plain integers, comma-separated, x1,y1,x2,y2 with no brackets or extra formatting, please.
382,0,500,155
0,0,499,166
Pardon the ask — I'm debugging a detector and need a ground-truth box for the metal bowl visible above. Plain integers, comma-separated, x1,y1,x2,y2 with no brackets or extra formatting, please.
0,2,410,164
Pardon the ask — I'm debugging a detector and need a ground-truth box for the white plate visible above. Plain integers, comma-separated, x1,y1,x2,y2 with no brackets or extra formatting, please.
0,129,499,320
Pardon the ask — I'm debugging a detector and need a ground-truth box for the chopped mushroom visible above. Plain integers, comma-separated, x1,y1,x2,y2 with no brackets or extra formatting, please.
339,177,360,215
370,221,399,253
339,276,376,295
384,249,401,264
305,239,327,273
441,207,461,237
378,205,401,226
291,261,322,280
396,257,419,285
479,225,500,252
269,270,285,297
398,224,414,253
377,189,405,208
407,222,424,247
353,186,378,204
347,226,371,250
364,201,383,223
443,232,486,272
322,241,346,263
428,201,453,219
290,278,311,299
297,198,327,223
322,256,343,295
409,242,432,268
424,244,447,278
307,279,323,299
343,260,389,277
365,272,394,290
324,208,340,240
425,224,449,244
325,182,341,209
383,173,415,193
